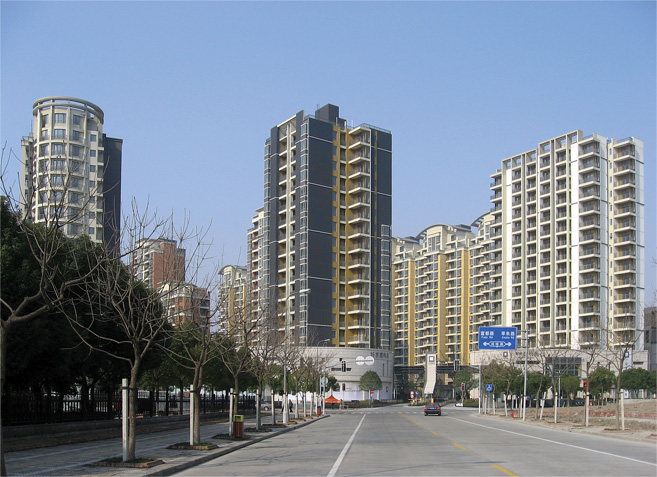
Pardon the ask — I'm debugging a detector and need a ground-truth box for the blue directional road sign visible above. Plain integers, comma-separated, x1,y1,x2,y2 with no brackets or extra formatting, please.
485,384,494,392
478,326,517,350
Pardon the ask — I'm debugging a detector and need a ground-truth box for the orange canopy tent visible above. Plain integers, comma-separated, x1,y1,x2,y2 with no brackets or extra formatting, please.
324,394,341,403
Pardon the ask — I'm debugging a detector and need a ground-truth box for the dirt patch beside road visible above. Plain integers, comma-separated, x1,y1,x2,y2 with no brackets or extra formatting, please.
485,399,656,440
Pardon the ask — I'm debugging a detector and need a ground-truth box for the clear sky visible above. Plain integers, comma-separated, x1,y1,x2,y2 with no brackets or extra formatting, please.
1,1,655,301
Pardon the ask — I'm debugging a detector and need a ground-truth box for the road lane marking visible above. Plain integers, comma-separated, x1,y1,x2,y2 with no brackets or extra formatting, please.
492,463,518,476
401,414,422,427
447,416,657,467
327,414,366,477
452,442,467,450
401,415,440,436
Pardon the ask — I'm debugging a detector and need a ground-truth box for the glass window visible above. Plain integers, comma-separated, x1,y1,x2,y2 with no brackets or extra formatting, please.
73,115,82,126
51,159,65,170
41,114,49,128
39,145,49,157
90,165,96,172
54,113,66,124
52,144,65,155
72,130,81,141
71,146,81,157
90,134,97,143
53,129,66,139
90,150,96,157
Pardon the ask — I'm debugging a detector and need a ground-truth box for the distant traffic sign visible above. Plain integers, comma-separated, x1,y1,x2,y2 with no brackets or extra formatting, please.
485,384,494,392
479,326,517,350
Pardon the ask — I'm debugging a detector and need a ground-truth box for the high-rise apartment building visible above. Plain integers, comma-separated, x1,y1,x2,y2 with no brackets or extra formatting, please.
393,130,645,375
133,238,186,290
218,264,249,336
261,104,392,348
21,97,122,250
133,237,209,327
484,131,644,351
392,225,476,369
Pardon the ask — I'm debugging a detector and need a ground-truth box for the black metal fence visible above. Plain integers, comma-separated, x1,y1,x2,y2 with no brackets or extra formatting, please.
1,389,255,426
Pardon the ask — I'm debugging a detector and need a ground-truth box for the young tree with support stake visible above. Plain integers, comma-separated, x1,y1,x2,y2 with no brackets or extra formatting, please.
59,201,211,461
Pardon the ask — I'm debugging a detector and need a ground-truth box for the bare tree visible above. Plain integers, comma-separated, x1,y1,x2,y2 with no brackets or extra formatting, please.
216,301,258,435
248,306,284,430
60,202,210,461
604,319,645,430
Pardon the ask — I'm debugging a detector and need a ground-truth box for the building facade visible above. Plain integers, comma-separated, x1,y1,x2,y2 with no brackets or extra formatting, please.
486,131,644,352
161,282,211,328
133,238,186,290
392,225,477,370
21,96,122,250
217,264,249,336
261,104,392,349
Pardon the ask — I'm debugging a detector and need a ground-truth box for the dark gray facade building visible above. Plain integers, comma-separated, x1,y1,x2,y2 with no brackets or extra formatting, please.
260,104,392,349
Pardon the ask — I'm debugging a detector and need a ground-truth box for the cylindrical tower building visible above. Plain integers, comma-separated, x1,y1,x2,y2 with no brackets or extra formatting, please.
21,96,122,249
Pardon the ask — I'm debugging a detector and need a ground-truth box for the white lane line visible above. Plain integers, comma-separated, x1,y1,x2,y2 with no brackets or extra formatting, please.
447,417,657,467
327,414,366,477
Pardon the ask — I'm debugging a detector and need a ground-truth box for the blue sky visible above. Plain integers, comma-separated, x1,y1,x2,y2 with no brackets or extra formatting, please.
2,1,655,300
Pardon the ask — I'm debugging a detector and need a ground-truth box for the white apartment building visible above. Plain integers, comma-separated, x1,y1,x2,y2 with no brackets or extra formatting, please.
487,131,644,351
21,96,122,250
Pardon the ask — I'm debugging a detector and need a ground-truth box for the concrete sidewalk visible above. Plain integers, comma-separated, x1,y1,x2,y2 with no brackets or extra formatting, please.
5,414,328,476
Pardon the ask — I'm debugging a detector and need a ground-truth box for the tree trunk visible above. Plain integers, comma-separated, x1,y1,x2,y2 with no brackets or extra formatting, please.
191,388,200,445
125,361,142,462
256,382,263,430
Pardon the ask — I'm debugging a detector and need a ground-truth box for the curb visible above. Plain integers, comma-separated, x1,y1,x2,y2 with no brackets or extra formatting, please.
145,415,329,476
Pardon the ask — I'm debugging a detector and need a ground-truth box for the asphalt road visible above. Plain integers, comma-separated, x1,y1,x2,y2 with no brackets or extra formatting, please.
176,404,657,476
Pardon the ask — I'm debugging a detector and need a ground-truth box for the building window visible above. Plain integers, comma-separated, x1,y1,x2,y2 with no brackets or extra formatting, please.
90,134,97,143
72,130,81,141
51,159,66,170
72,146,81,157
53,129,66,139
73,115,82,126
90,150,96,157
52,144,65,155
54,113,66,124
39,145,49,157
90,165,96,172
41,114,49,127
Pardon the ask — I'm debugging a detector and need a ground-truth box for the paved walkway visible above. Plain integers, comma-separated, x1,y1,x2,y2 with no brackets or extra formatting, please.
5,414,326,476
